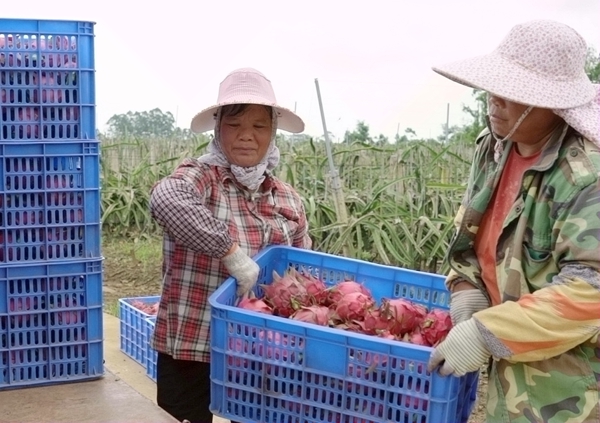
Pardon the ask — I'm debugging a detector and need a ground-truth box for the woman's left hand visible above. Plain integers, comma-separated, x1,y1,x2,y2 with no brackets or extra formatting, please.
222,244,260,297
427,318,490,376
450,289,489,325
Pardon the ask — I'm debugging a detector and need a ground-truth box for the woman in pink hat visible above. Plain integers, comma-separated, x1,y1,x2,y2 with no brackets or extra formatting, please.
427,20,600,422
149,68,311,423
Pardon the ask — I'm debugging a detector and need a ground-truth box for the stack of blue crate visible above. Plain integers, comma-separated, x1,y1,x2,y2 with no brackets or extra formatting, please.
0,19,103,389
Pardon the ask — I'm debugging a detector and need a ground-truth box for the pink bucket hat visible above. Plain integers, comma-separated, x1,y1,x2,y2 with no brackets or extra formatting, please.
190,68,304,134
433,20,599,145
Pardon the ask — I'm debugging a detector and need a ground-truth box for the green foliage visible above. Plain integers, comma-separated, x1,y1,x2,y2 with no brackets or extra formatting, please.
99,96,486,277
100,135,473,273
339,121,390,146
277,137,473,272
396,127,417,143
440,89,487,144
344,121,373,144
585,47,600,83
459,90,488,141
106,108,193,139
100,47,600,272
101,135,210,236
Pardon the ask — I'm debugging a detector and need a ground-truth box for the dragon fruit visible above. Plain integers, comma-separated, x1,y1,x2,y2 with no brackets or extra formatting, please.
419,309,452,346
377,330,396,340
403,326,429,346
290,305,332,326
227,337,249,367
237,266,453,352
260,270,308,317
359,308,392,335
255,330,304,363
297,271,329,305
238,297,273,315
332,320,364,333
326,280,372,305
333,291,375,321
381,298,427,336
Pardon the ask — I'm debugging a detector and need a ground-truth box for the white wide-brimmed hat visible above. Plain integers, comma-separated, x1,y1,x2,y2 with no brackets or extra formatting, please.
190,68,304,134
433,20,599,145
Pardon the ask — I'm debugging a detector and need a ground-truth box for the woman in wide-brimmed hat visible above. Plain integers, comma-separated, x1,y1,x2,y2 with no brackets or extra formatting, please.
149,68,312,423
427,20,600,422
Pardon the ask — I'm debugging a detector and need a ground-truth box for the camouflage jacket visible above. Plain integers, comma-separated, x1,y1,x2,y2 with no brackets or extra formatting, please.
446,124,600,423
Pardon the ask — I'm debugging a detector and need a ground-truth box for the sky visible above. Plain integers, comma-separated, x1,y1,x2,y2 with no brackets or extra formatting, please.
3,0,599,141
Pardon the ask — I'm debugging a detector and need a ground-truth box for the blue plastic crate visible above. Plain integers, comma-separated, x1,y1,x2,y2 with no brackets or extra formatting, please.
144,316,157,382
118,295,159,367
0,258,104,389
0,141,101,263
209,246,479,423
0,19,95,141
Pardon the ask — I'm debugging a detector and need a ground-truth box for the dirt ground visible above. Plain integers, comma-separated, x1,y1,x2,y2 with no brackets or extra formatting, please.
101,236,488,423
470,371,488,423
101,236,163,313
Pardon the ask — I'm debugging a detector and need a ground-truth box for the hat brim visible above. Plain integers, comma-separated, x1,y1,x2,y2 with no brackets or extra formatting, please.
190,101,305,134
433,52,596,109
554,84,600,146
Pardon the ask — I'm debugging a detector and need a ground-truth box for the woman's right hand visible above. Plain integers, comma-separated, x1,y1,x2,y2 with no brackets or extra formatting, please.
450,287,489,325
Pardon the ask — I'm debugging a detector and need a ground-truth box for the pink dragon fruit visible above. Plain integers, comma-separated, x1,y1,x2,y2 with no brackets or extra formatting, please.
377,330,396,340
358,308,392,335
255,330,304,363
297,271,329,305
381,298,427,336
419,309,452,346
227,337,249,367
332,320,365,333
260,270,308,317
404,394,428,411
290,305,332,326
238,297,273,315
333,291,375,321
327,281,372,305
403,326,430,346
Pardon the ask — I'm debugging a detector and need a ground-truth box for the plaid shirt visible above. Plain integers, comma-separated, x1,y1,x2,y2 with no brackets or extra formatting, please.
149,158,312,362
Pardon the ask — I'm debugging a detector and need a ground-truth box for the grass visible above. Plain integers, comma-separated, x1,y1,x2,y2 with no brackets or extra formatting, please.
131,237,163,262
102,234,163,317
104,299,120,317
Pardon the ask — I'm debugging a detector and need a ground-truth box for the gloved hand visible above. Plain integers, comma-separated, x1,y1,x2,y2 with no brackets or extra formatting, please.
427,318,490,377
450,289,489,325
222,245,260,297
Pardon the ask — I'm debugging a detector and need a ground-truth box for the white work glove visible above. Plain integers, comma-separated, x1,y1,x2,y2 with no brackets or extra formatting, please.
450,289,489,325
222,245,260,297
427,318,490,377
